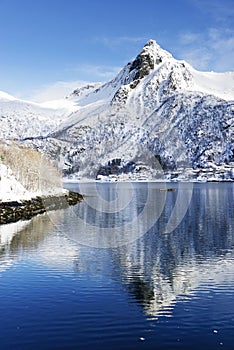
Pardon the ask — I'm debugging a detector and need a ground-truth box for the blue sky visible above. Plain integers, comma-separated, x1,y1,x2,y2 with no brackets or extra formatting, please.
0,0,233,101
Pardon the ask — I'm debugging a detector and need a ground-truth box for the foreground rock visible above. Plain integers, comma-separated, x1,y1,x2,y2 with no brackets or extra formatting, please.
0,191,83,225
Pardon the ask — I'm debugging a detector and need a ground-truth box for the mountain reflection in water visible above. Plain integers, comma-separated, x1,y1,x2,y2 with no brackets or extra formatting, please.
69,182,234,319
0,182,233,349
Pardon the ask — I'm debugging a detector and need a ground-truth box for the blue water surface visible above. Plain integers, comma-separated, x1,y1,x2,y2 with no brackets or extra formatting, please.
0,182,233,349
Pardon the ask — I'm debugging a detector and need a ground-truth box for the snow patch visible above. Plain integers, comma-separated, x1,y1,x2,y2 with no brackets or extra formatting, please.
0,163,31,201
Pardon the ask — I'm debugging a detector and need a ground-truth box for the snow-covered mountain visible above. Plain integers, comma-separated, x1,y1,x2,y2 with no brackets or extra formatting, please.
0,91,78,140
1,39,234,181
42,39,233,181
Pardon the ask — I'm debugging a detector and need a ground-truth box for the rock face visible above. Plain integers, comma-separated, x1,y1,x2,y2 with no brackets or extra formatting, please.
1,39,234,181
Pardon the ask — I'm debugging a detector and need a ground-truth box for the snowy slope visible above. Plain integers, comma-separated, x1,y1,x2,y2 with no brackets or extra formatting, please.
0,92,78,140
0,163,31,201
0,140,66,203
0,91,17,101
189,68,234,101
53,40,233,140
64,40,234,111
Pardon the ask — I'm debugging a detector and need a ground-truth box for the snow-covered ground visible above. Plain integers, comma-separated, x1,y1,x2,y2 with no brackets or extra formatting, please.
0,141,66,203
0,163,32,201
0,90,79,140
189,67,234,101
0,162,66,202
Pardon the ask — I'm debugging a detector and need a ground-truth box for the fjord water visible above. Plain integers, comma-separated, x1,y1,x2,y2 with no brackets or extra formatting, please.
0,182,233,350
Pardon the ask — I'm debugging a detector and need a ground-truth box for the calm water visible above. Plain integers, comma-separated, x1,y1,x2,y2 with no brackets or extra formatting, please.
0,182,233,350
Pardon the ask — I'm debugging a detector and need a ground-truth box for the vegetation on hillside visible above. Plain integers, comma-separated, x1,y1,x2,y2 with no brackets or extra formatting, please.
0,141,62,194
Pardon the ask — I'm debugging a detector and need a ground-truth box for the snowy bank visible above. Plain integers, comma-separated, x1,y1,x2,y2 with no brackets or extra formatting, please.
0,142,83,224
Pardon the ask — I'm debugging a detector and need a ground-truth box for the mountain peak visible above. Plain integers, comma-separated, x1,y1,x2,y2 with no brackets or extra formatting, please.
141,39,173,62
123,39,172,83
144,38,160,49
147,39,156,45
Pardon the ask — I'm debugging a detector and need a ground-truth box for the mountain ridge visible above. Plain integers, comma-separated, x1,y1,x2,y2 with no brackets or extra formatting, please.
1,39,234,181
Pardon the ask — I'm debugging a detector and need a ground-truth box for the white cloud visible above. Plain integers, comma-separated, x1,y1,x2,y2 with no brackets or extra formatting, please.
96,36,148,50
68,64,122,80
179,32,202,45
180,1,234,71
21,64,122,103
29,80,88,102
177,28,234,72
208,28,234,51
182,47,212,71
191,0,234,23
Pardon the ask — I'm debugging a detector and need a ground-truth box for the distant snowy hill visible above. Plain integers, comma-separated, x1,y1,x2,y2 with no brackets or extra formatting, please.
0,91,78,140
1,39,234,181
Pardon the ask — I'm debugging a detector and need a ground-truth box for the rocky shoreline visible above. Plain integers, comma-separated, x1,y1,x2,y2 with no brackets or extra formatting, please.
0,191,83,225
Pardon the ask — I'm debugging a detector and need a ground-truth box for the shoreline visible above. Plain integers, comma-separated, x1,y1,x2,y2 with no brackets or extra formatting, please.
0,191,83,225
63,178,234,184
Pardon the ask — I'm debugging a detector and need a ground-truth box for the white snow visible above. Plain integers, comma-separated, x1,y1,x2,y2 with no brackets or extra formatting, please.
40,98,79,112
0,90,17,101
0,163,32,201
0,94,79,140
0,161,66,202
189,66,234,101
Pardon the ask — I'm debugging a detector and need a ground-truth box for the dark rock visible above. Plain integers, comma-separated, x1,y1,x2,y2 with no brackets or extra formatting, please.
0,191,83,225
